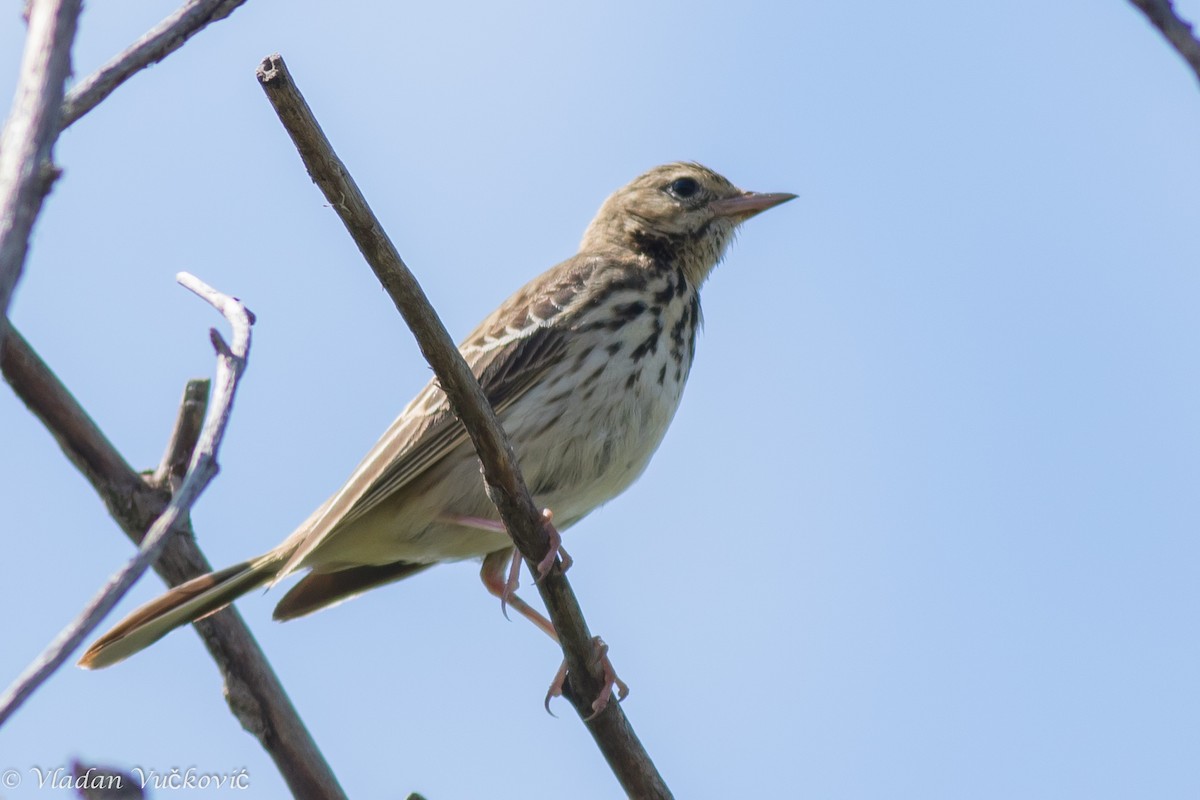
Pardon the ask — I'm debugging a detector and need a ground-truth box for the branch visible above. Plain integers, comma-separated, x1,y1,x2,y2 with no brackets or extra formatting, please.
153,377,212,492
61,0,250,128
3,0,251,348
0,0,82,348
0,273,251,726
1,309,345,800
256,53,673,799
1129,0,1200,84
0,324,152,526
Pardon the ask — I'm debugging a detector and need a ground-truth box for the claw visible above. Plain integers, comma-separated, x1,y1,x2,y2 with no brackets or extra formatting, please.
544,636,628,720
544,659,568,717
501,547,522,621
481,549,557,640
535,509,571,580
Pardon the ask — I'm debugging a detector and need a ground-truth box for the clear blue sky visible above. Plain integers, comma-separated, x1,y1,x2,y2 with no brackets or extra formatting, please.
2,2,1199,798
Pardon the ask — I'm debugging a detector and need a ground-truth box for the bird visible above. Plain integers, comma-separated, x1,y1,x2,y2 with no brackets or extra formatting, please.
79,162,795,671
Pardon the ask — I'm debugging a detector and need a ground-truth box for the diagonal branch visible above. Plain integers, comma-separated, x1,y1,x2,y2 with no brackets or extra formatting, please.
0,324,153,526
1129,0,1200,84
3,0,252,354
255,53,673,799
62,0,251,128
0,296,346,799
0,273,252,726
2,2,345,796
0,0,82,350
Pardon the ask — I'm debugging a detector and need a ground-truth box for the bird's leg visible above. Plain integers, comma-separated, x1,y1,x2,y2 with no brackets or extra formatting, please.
502,547,523,621
544,636,629,720
535,508,572,579
442,514,507,533
480,549,556,638
448,510,571,587
481,550,626,718
446,516,528,619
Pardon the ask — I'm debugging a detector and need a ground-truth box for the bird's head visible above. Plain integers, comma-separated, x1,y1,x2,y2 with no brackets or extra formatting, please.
580,162,795,287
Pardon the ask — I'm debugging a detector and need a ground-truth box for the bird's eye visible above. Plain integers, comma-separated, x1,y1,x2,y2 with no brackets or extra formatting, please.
666,177,700,199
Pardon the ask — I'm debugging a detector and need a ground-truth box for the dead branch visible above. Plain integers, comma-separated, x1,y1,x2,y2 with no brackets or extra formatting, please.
0,289,346,799
0,273,252,725
0,0,82,348
153,378,212,493
1129,0,1200,84
0,1,347,795
62,0,251,128
256,53,672,799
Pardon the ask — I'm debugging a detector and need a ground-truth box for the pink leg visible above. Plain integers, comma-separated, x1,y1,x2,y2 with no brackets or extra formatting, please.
535,509,572,580
544,636,629,720
480,549,556,640
480,551,627,718
443,514,507,533
537,516,560,578
444,514,531,616
447,510,571,594
502,547,522,620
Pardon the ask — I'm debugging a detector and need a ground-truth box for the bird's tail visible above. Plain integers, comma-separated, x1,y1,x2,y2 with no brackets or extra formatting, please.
78,551,288,670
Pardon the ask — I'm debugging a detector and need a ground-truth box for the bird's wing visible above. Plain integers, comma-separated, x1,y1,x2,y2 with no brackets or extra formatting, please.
340,319,570,524
276,256,597,576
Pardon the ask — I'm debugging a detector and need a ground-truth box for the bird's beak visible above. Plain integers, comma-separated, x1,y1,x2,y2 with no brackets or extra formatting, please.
710,191,797,221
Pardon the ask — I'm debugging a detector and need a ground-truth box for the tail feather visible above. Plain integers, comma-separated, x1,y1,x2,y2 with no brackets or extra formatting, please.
79,553,284,670
272,561,431,621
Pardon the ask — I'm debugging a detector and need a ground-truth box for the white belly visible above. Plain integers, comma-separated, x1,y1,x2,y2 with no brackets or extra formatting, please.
303,290,699,568
504,300,696,527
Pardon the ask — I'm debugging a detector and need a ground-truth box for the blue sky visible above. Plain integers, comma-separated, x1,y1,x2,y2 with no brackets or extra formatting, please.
2,1,1199,798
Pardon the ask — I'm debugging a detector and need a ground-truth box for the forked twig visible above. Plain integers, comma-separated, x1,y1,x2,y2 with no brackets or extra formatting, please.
0,273,252,727
0,0,82,348
1,323,347,798
62,0,251,128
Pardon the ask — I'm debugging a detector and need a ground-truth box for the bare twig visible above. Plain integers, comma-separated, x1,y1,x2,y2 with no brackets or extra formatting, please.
1,322,347,799
256,53,672,799
1129,0,1200,84
62,0,250,127
152,378,211,492
0,0,344,793
0,0,82,349
1,324,152,523
3,0,249,352
2,0,250,350
0,274,251,726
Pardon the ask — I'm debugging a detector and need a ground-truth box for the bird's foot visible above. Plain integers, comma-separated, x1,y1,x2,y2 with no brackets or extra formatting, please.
481,549,556,639
498,511,572,601
448,509,569,584
502,546,522,620
544,636,629,720
535,508,572,580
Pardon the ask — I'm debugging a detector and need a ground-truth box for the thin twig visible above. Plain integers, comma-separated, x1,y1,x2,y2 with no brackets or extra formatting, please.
0,323,347,799
62,0,250,128
1,0,343,793
0,0,82,350
152,378,212,493
0,274,251,726
256,53,673,799
1129,0,1200,84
